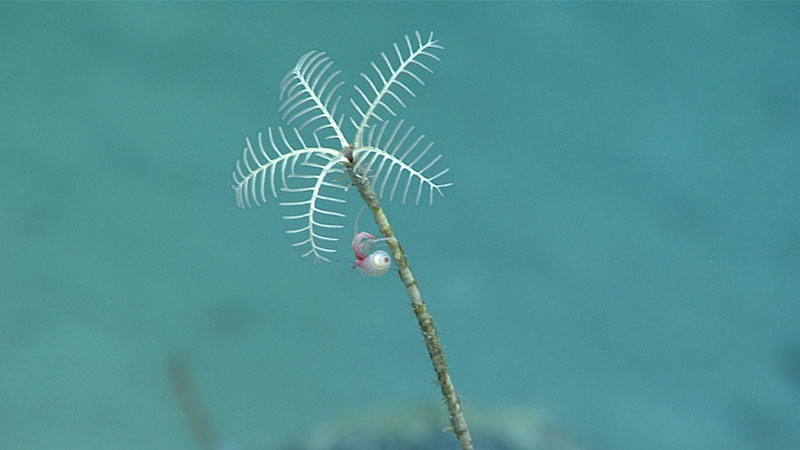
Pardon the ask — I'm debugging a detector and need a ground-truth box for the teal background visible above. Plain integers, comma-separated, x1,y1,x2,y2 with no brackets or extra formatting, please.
2,3,799,450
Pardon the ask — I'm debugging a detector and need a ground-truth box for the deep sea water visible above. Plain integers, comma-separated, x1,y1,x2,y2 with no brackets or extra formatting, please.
1,3,799,450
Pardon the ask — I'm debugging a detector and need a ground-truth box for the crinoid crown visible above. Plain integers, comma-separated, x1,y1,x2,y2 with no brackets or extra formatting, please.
232,31,451,262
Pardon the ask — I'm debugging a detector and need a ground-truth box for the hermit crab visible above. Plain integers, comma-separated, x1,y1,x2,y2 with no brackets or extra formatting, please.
351,207,393,277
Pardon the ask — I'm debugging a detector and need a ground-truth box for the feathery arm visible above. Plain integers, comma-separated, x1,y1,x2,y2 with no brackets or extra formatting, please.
280,51,349,148
352,31,443,147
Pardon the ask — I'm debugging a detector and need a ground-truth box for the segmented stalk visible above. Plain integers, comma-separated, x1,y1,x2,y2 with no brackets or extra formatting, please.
345,153,474,450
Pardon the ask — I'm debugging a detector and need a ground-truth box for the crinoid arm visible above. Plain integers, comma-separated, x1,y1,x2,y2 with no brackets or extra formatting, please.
280,50,348,149
351,31,444,147
352,120,452,206
232,128,347,262
279,151,349,263
232,127,340,209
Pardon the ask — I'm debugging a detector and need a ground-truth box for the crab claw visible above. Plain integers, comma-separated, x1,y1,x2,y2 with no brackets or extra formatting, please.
352,231,376,260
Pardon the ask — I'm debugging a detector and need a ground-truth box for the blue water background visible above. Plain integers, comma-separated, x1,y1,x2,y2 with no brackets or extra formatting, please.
1,3,799,450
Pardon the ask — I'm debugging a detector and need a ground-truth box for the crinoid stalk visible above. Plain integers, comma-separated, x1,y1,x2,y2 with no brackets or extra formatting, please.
231,31,473,450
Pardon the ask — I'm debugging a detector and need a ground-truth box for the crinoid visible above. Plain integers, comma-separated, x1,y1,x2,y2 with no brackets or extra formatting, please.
232,31,452,263
229,32,473,450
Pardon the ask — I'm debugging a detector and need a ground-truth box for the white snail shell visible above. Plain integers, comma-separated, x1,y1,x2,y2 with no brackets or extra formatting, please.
361,250,391,277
